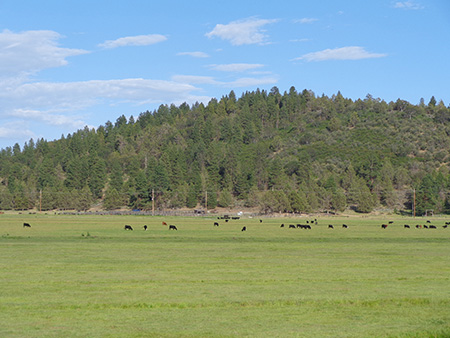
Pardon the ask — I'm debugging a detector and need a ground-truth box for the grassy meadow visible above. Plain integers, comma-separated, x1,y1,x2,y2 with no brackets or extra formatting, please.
0,213,449,337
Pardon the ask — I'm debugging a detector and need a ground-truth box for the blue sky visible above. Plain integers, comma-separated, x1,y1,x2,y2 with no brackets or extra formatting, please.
0,0,449,149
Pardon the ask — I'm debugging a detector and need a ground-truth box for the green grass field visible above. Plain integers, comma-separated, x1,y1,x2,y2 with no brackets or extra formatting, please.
0,213,449,337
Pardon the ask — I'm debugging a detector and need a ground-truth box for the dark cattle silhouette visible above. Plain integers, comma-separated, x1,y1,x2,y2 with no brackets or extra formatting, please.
426,220,431,223
328,224,334,229
23,222,31,228
297,224,302,229
429,225,437,229
342,224,348,228
305,225,311,230
214,222,219,227
232,217,240,220
404,224,410,228
289,224,296,229
169,225,177,230
225,219,229,223
143,225,148,231
381,224,388,229
259,219,262,223
443,225,448,229
124,225,133,230
388,221,394,224
416,225,422,229
424,225,428,229
162,221,167,226
280,224,284,228
241,226,246,231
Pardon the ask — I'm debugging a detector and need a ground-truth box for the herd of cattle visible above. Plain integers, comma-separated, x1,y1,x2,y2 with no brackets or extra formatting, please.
21,219,449,231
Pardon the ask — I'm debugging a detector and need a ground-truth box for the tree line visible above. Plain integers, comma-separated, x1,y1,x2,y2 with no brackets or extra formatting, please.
1,87,450,215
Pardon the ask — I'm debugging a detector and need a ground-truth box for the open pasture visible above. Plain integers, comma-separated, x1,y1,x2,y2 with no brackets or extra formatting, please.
1,214,449,337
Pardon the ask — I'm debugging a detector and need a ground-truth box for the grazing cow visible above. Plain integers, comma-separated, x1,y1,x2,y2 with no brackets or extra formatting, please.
381,224,388,229
388,221,394,224
289,224,296,229
297,224,302,229
162,221,167,226
424,225,428,229
328,224,334,229
426,220,431,223
416,224,422,229
232,217,240,220
214,222,219,227
305,225,311,230
342,224,348,228
404,224,410,228
225,219,229,222
124,225,133,230
169,225,177,230
259,219,262,223
143,225,148,231
23,222,31,228
429,225,436,229
443,225,448,229
280,224,284,228
241,226,246,231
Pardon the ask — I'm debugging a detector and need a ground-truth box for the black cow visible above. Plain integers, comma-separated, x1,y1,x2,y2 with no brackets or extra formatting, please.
443,225,448,229
328,224,334,229
214,222,219,227
388,221,394,224
342,224,348,228
426,220,431,223
225,219,229,223
429,225,437,229
241,226,246,231
289,224,296,229
143,225,148,231
23,222,31,228
424,225,428,229
280,224,284,228
404,224,410,228
124,225,133,230
381,224,388,229
169,225,177,230
259,219,262,223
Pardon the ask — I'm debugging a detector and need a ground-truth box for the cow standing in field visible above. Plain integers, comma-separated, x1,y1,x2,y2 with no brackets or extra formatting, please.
342,224,348,228
241,226,246,231
404,224,410,228
124,225,133,230
328,224,334,229
143,225,148,231
280,224,285,228
23,223,31,228
169,225,177,230
381,224,388,229
214,222,219,227
162,221,167,226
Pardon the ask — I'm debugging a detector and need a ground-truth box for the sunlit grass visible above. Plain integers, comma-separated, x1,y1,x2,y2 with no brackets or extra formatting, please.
0,213,449,337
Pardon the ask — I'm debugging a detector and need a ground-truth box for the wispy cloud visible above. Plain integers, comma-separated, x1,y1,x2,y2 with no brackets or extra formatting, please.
294,18,318,24
172,75,218,85
98,34,167,49
294,46,387,62
205,17,278,46
177,51,210,58
394,1,424,10
0,29,88,77
208,63,265,72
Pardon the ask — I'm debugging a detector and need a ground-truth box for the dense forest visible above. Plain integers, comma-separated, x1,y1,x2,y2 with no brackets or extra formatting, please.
1,87,450,215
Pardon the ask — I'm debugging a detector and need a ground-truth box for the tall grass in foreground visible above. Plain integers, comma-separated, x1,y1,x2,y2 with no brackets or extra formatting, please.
0,214,449,337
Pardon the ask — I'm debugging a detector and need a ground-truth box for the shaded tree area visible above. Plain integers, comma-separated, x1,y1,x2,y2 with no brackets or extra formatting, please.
1,87,450,215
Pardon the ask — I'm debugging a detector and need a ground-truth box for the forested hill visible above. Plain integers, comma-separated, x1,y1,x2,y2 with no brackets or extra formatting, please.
1,87,450,215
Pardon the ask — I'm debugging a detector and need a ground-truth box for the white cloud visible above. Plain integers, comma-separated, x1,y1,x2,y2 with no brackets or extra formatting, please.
208,63,265,72
228,76,278,88
295,18,318,24
99,34,167,49
394,1,424,10
172,75,218,85
177,51,210,58
295,46,387,61
0,29,88,77
205,17,278,46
